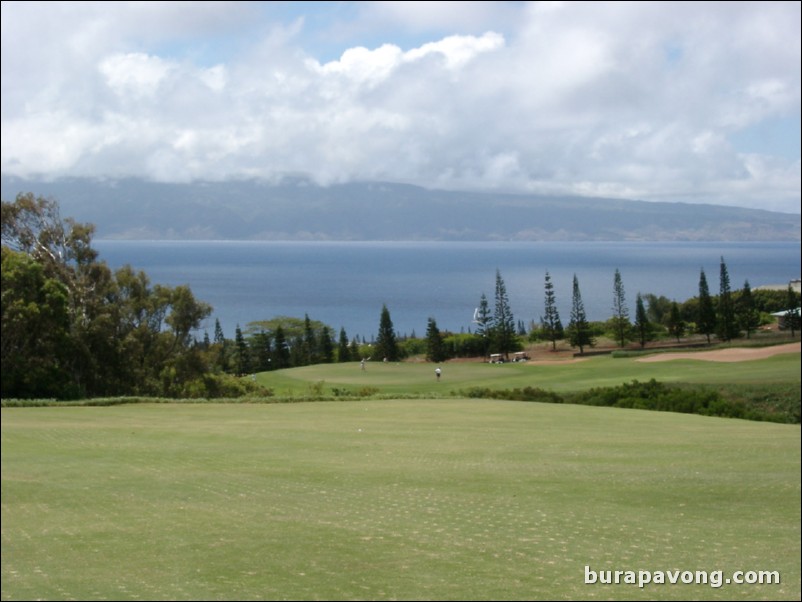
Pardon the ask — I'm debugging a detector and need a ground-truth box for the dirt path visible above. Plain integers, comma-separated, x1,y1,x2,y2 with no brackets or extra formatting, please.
634,342,801,363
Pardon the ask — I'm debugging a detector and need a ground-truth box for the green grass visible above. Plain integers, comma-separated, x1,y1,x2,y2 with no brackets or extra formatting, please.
2,401,800,601
254,350,801,397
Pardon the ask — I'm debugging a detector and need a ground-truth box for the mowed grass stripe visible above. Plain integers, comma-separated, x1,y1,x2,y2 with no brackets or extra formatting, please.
2,401,800,601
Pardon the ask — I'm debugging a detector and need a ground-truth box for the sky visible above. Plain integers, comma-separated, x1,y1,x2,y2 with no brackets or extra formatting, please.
1,1,800,214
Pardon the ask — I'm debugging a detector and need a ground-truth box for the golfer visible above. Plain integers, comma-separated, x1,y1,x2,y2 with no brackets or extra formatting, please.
435,367,442,381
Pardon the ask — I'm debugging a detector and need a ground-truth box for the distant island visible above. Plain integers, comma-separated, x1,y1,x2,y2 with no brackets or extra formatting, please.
2,175,799,242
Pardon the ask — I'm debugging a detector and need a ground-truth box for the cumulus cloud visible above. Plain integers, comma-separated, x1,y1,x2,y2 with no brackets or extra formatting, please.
1,1,799,213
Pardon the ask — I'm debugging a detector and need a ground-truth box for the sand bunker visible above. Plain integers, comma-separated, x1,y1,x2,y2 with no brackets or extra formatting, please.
635,342,800,363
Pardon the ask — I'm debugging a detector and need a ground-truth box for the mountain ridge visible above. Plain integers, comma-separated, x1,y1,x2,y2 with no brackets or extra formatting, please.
2,175,799,242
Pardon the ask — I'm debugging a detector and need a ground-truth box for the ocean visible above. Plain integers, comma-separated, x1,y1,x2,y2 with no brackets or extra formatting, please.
94,240,801,341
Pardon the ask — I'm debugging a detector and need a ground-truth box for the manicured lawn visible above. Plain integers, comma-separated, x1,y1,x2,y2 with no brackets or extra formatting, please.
254,350,801,397
2,401,799,600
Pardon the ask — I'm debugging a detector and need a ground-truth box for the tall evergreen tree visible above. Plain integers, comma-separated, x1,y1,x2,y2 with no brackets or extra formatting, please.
784,284,800,337
737,280,759,339
213,318,229,371
337,327,351,362
542,271,563,351
667,301,686,342
319,326,334,363
425,317,448,363
474,292,492,358
251,330,273,372
611,268,630,347
697,268,716,344
233,325,251,375
272,326,291,369
634,293,654,348
375,304,399,361
716,257,738,341
567,274,594,353
492,269,516,359
302,313,317,365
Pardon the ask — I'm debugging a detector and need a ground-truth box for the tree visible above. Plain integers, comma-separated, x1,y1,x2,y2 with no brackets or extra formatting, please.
213,318,229,371
542,271,563,351
611,268,630,347
425,317,448,363
567,274,594,353
716,256,738,341
374,304,399,361
492,269,516,359
643,294,673,326
667,301,686,342
697,268,716,344
302,313,317,365
634,293,655,348
737,280,759,339
319,326,334,363
784,284,800,337
250,330,273,372
272,326,291,369
233,325,251,375
474,293,492,358
1,247,72,398
2,193,217,398
337,327,351,362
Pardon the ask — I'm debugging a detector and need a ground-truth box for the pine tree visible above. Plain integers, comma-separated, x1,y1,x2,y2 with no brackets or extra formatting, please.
784,284,800,337
611,268,630,347
302,313,317,366
492,269,516,359
319,326,334,363
716,257,738,341
233,325,251,375
567,274,594,353
542,271,563,351
425,317,447,363
697,269,716,344
634,293,654,348
273,326,291,369
737,280,759,339
474,293,492,358
375,304,399,361
251,330,273,371
337,327,351,362
213,318,229,371
667,301,686,342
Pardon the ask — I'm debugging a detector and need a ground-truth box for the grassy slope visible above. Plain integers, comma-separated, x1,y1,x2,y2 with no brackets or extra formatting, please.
253,350,801,397
2,401,800,601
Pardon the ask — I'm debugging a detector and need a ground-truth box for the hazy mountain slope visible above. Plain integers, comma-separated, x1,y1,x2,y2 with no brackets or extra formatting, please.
2,175,799,241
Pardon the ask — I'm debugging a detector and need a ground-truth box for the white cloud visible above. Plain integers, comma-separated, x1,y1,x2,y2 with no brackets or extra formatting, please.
1,1,800,213
99,53,175,98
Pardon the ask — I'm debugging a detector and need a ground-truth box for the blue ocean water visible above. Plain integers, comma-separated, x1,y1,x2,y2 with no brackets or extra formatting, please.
94,240,801,341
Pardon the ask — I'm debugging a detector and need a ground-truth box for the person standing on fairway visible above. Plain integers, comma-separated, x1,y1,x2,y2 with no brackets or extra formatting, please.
435,367,442,381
